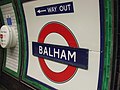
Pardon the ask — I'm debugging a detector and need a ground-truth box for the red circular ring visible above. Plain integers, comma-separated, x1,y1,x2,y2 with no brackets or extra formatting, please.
38,22,78,83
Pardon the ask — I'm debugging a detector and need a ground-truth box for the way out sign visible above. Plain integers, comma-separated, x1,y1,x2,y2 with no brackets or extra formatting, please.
23,0,104,90
35,2,74,16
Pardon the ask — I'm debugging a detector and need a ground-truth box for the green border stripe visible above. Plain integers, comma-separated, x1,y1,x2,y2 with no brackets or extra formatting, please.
17,0,50,90
0,9,4,25
0,0,21,78
0,0,11,5
12,0,22,78
102,0,113,90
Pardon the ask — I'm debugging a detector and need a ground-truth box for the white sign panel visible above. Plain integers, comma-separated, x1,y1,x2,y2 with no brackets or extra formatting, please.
23,0,103,90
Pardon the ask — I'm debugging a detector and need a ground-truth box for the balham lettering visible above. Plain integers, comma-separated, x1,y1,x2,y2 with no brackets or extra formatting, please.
39,46,76,62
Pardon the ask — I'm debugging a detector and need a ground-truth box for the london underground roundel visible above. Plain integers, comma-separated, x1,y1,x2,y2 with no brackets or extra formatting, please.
38,22,78,83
